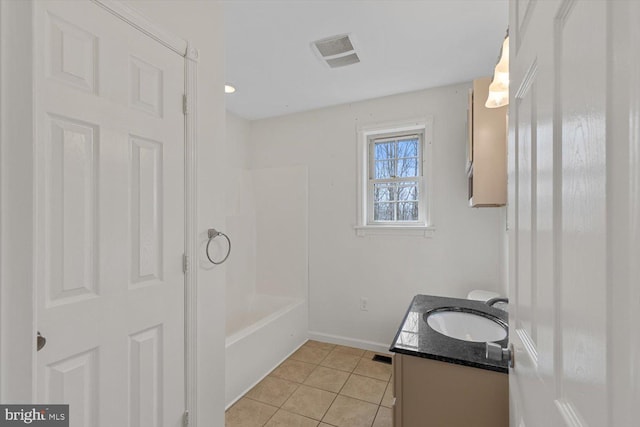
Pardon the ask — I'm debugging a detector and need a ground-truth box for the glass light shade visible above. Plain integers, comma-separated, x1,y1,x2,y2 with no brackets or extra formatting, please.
224,84,236,94
486,36,509,108
485,90,509,108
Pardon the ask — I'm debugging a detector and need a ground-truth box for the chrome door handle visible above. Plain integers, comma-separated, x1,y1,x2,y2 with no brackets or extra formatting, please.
37,331,46,351
486,342,514,368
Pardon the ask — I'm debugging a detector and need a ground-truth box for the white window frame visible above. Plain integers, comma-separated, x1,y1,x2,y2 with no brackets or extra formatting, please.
355,117,435,237
366,131,424,225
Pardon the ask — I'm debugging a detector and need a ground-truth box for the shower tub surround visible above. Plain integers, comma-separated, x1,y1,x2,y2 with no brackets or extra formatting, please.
225,165,309,407
225,295,307,408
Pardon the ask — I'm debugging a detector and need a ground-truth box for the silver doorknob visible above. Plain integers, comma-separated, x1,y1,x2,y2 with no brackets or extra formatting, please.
37,331,46,351
486,342,514,368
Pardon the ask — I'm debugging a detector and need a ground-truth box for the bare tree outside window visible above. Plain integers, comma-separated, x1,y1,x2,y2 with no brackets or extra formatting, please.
370,134,421,222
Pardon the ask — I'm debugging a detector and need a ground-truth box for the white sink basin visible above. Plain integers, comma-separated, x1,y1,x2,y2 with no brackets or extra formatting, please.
426,309,507,342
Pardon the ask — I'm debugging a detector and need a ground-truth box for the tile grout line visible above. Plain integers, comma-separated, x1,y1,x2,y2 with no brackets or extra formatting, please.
314,344,342,423
293,348,388,425
290,347,361,425
227,342,390,427
319,352,383,426
278,344,337,424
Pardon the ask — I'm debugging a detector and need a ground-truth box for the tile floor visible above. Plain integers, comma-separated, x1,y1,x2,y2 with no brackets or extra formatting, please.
225,340,393,427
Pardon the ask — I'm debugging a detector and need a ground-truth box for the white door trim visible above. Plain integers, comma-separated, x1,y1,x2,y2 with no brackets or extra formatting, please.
0,1,201,425
183,40,200,427
0,0,36,403
91,0,188,57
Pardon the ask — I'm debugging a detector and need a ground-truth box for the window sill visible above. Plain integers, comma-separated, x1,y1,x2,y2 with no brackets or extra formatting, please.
354,225,436,238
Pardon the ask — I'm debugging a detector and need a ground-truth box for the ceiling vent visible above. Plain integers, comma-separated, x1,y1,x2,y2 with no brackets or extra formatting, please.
312,34,360,69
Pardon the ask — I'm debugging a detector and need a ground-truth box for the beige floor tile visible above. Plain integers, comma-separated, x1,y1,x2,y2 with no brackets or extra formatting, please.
339,374,387,404
333,345,365,357
362,350,377,360
245,376,300,407
372,406,392,427
281,385,337,421
264,409,319,427
318,424,333,427
225,397,278,427
319,349,360,372
353,358,392,381
322,395,378,427
290,345,331,364
304,340,336,352
303,366,350,393
380,381,394,408
271,359,317,383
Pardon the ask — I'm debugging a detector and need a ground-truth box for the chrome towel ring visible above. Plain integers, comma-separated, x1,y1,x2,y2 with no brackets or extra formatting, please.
206,228,231,265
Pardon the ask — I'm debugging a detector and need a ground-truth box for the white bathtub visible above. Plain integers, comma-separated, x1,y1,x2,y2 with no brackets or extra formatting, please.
225,294,307,408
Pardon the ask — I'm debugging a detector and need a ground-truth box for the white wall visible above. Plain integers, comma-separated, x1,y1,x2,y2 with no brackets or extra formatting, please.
122,2,226,425
226,112,309,308
225,113,256,315
253,165,308,298
249,82,507,350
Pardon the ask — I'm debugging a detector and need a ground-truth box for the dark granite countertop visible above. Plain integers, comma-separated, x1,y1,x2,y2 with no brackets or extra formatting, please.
389,294,509,374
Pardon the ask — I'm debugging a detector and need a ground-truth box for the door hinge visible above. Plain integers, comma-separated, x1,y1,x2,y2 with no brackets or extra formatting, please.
182,94,189,115
183,410,190,426
183,254,189,274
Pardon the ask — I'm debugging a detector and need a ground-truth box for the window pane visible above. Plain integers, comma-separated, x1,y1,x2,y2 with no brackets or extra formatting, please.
397,184,418,201
374,202,394,221
397,158,418,178
398,138,418,158
367,130,425,226
397,202,418,221
373,184,395,202
374,142,395,161
374,184,394,202
374,160,395,179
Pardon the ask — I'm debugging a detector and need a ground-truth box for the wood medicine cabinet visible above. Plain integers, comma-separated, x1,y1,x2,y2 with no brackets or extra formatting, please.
467,76,507,207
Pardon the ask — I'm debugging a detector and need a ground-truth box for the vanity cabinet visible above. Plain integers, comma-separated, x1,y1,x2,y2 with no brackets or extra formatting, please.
466,76,507,207
392,353,508,427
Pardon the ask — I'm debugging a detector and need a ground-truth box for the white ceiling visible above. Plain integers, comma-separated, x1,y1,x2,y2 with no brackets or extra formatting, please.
224,0,508,120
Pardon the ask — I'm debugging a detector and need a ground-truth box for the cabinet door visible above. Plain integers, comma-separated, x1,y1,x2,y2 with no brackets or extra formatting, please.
399,355,507,427
469,77,507,207
392,354,402,427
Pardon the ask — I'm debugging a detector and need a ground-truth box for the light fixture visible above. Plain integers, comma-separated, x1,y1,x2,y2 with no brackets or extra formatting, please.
486,30,509,108
225,84,236,94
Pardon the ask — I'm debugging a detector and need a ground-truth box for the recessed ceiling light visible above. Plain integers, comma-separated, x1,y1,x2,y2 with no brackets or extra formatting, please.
225,84,236,94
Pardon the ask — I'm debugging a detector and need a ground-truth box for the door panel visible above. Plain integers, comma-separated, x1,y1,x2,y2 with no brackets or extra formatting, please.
46,348,99,427
557,2,607,425
510,0,640,426
46,115,99,306
34,2,185,427
130,135,164,285
509,2,560,426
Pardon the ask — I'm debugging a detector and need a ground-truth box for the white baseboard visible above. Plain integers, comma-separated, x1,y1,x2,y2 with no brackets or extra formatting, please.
308,330,392,355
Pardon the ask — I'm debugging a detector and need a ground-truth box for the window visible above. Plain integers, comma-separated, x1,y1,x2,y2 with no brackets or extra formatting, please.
356,118,433,237
369,133,421,222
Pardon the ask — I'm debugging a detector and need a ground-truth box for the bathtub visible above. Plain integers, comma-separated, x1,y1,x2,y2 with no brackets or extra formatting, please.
225,294,307,408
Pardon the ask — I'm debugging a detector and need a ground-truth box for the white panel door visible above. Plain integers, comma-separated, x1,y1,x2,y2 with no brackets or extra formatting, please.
509,1,640,426
33,2,185,426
